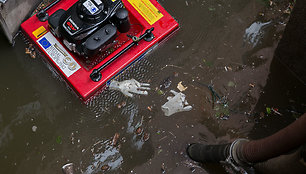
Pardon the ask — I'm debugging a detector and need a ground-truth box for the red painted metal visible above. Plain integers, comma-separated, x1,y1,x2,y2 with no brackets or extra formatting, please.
21,0,179,100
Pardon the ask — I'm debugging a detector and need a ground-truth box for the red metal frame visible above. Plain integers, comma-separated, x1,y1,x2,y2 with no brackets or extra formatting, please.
21,0,179,100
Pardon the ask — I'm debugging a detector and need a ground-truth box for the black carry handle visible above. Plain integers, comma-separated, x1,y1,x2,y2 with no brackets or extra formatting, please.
36,0,61,22
90,27,155,82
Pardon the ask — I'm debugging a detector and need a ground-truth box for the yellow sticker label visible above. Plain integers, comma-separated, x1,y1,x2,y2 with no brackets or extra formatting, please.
127,0,163,25
32,26,47,39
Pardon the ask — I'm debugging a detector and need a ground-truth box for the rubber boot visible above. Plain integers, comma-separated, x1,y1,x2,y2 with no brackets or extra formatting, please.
186,143,230,163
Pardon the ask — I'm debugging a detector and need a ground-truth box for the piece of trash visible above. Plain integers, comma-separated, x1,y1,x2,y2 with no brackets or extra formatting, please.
161,162,166,173
266,107,272,114
158,149,163,155
56,136,62,144
227,81,235,87
271,108,282,116
142,132,150,142
30,51,36,59
25,48,31,54
220,115,229,120
249,83,255,88
32,125,37,132
62,163,74,174
135,127,143,135
101,165,110,171
177,81,188,92
25,44,36,59
224,66,233,71
117,101,126,109
147,106,153,111
160,77,172,90
112,133,120,146
161,90,192,116
109,79,150,97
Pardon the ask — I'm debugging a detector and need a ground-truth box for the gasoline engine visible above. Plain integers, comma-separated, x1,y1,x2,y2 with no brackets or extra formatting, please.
48,0,130,58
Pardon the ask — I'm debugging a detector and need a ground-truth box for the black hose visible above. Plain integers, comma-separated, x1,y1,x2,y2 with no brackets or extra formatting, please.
186,143,230,163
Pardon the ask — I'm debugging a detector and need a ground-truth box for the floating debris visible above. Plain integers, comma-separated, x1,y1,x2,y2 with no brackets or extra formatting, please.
112,133,120,146
25,44,36,59
109,79,150,97
157,89,164,95
283,3,294,14
142,132,150,142
101,165,110,171
161,90,192,116
177,81,188,92
147,106,153,111
135,127,143,135
266,107,272,114
117,101,126,109
62,163,74,174
56,136,62,144
32,125,37,132
161,162,166,173
271,108,282,116
160,77,172,90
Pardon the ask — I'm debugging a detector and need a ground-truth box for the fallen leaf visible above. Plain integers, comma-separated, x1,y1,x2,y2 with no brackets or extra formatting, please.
208,7,216,11
266,107,272,114
157,89,164,95
56,136,62,144
227,81,235,87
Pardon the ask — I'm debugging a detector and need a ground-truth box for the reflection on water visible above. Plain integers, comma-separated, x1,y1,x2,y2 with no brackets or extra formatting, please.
0,101,40,148
244,21,272,47
82,140,123,173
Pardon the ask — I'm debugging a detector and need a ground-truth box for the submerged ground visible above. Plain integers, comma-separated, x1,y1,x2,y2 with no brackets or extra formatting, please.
0,0,305,173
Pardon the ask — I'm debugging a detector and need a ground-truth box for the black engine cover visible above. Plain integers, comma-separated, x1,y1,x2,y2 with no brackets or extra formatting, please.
48,0,129,58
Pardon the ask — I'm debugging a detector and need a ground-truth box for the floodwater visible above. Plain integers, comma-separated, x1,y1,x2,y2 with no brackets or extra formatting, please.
0,0,305,174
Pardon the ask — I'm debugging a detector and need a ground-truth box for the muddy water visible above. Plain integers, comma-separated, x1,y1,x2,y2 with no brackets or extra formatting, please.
0,0,304,174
